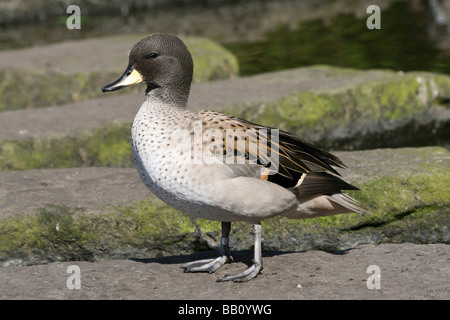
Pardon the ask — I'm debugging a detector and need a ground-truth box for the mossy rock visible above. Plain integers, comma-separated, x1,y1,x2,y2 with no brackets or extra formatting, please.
0,69,119,111
232,69,450,150
0,123,133,171
1,147,448,267
184,37,239,84
0,35,238,111
2,67,449,172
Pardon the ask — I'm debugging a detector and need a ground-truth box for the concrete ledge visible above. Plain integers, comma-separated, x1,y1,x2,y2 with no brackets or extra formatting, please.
0,243,448,299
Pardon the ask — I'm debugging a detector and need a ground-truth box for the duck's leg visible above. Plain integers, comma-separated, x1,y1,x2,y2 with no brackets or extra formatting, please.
216,223,263,283
181,221,233,273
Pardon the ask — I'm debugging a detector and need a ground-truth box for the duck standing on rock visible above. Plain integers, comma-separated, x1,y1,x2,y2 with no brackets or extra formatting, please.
102,33,366,282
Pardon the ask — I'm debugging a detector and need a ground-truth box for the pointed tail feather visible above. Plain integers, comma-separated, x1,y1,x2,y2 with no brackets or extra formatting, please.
325,193,369,215
293,172,359,197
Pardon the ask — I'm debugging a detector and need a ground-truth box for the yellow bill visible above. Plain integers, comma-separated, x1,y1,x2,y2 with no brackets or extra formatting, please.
102,66,143,92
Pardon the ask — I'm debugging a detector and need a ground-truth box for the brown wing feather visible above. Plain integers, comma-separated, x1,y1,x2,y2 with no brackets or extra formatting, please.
194,111,351,190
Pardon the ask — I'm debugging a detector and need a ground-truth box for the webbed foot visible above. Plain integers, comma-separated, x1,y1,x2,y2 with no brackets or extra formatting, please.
216,223,263,283
181,255,232,273
216,260,262,282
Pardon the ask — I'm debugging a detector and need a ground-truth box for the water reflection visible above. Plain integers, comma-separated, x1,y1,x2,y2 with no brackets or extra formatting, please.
224,2,450,76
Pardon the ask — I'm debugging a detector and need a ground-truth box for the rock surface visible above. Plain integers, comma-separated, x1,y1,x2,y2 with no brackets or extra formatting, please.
0,243,448,299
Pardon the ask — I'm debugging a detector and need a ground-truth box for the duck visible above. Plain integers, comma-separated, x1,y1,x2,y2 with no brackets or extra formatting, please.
102,33,366,282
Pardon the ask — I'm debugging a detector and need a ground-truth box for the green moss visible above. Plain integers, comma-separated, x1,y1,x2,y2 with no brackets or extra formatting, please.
85,124,133,167
0,205,96,263
380,205,449,243
35,205,93,244
112,201,194,240
0,123,133,171
0,69,124,111
0,200,223,265
257,92,341,131
0,214,39,252
259,170,450,238
433,75,450,99
185,38,239,83
234,71,450,139
119,200,224,237
356,172,449,215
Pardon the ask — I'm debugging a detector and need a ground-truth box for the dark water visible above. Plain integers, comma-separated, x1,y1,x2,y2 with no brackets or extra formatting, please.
222,2,450,150
224,2,450,76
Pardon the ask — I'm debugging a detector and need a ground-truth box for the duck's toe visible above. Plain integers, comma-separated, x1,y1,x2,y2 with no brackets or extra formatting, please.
181,255,231,274
216,261,262,283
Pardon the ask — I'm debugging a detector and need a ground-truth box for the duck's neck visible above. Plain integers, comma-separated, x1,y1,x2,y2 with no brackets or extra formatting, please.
145,84,190,108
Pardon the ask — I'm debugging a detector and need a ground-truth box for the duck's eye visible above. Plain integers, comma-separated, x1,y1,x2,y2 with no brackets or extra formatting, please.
144,53,158,59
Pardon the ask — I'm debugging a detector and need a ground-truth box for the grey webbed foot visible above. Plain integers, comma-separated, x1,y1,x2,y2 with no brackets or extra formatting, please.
216,223,263,283
181,221,232,274
216,260,262,282
180,222,264,282
181,255,231,273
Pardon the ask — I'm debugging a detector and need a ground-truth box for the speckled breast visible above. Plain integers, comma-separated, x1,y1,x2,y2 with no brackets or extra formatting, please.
130,102,238,221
